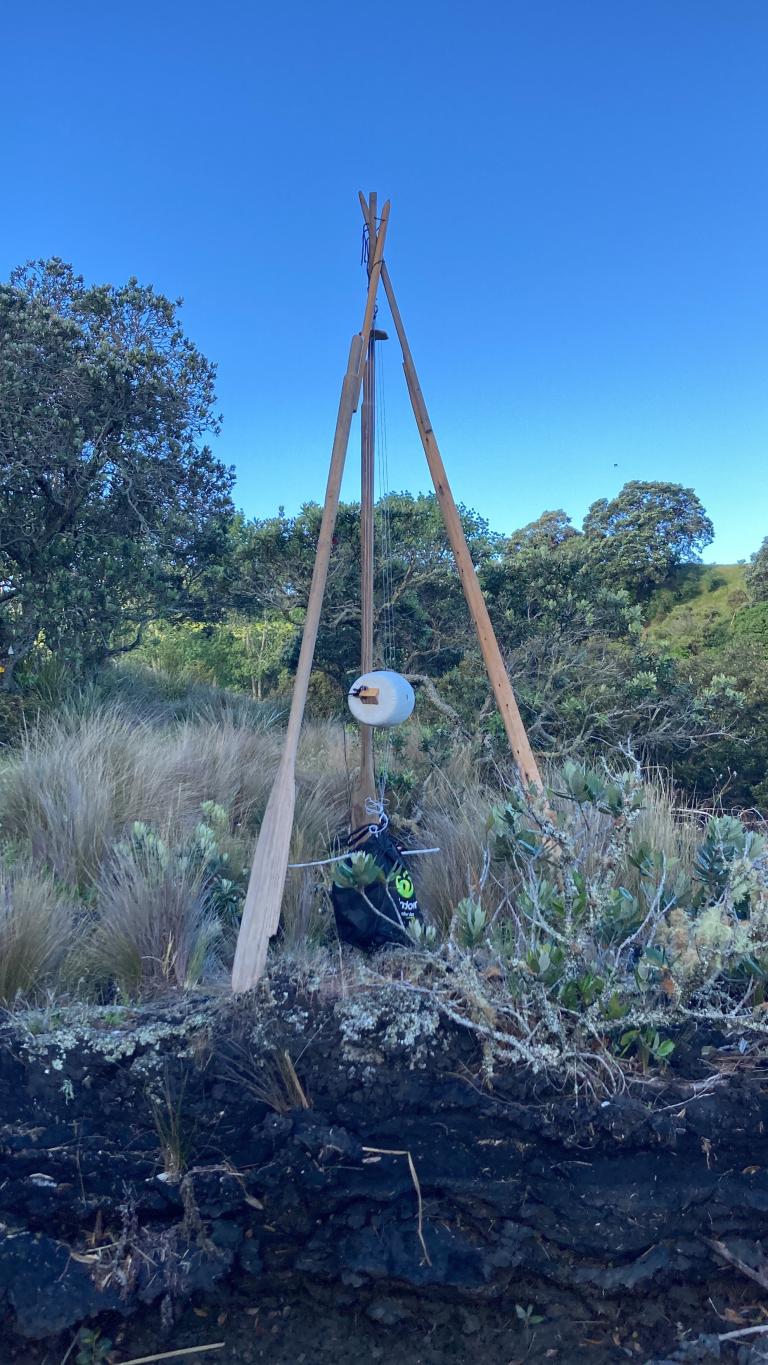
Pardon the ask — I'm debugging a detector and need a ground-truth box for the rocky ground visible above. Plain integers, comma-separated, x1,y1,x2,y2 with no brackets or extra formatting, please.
1,964,768,1365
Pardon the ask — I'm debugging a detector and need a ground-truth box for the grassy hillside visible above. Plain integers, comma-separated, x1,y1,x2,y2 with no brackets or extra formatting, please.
645,563,748,653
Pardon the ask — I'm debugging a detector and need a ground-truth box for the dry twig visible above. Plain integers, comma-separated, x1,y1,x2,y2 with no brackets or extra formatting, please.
707,1237,768,1292
718,1323,768,1342
362,1145,431,1265
117,1344,226,1365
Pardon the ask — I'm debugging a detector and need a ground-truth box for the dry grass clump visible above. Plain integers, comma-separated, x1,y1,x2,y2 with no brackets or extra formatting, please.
0,707,149,887
281,831,329,950
0,698,353,1000
147,716,283,829
415,770,497,934
80,843,222,998
0,705,351,886
628,769,699,878
89,659,287,731
0,865,74,1004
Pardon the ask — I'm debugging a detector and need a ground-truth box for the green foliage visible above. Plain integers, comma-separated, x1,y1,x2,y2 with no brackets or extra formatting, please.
583,481,714,596
229,492,498,689
646,563,746,632
332,852,385,891
488,628,738,787
693,815,766,910
515,1303,544,1333
408,919,438,949
453,898,488,948
678,635,768,805
559,969,605,1010
733,601,768,646
506,510,578,551
485,764,768,1065
75,1328,113,1365
619,1027,675,1072
557,760,645,817
745,535,768,603
491,799,545,863
0,258,233,688
133,614,296,698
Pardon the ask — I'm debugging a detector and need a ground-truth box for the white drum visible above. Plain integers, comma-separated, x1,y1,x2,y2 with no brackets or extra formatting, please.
348,669,415,728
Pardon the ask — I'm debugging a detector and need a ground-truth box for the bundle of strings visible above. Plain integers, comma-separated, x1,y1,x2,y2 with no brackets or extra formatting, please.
360,210,397,803
374,314,397,805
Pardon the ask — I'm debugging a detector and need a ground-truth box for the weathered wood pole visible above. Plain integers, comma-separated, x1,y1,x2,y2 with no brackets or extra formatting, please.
358,193,543,791
232,201,390,992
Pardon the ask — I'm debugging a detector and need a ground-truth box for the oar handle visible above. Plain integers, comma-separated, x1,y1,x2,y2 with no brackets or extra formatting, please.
232,202,391,993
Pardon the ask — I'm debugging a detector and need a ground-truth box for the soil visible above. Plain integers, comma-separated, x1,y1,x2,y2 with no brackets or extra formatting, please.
1,967,768,1365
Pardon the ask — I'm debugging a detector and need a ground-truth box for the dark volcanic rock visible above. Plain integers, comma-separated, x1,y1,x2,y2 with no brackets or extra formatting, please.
0,977,766,1360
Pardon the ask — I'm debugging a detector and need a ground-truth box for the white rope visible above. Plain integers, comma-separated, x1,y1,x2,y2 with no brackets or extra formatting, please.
363,795,388,834
287,847,440,870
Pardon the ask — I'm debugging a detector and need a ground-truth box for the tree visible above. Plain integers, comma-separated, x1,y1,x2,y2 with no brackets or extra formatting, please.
677,635,768,806
505,509,579,554
745,536,768,603
0,260,234,688
229,492,498,690
134,614,295,698
482,520,638,648
583,481,714,596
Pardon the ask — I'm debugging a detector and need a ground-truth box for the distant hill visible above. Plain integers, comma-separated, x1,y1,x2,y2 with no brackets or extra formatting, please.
645,563,749,654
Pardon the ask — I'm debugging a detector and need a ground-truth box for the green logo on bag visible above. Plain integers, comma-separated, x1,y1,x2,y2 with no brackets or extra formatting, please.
394,870,414,900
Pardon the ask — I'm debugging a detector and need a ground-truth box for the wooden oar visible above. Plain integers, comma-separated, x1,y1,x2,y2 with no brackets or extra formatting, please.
358,193,543,793
232,200,391,993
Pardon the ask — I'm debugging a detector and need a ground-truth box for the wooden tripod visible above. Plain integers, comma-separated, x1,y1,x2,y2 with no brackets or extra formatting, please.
232,193,542,993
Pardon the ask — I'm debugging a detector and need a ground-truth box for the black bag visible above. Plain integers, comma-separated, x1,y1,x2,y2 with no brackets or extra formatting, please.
331,823,423,950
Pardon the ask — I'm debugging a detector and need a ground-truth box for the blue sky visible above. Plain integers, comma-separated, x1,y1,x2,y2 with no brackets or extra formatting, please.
2,0,766,562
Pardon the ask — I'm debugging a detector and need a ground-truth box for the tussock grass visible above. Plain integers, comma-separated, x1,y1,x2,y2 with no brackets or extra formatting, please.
81,844,222,997
0,706,351,883
0,708,150,886
0,695,353,1000
92,660,287,731
0,865,73,1004
628,769,699,878
1,681,749,1038
415,769,496,934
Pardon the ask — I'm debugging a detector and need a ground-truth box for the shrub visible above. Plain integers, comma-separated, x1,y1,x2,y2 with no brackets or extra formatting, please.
733,602,768,647
439,760,768,1083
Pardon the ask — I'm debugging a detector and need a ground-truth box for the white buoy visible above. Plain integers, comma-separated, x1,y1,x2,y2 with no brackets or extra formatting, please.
348,669,415,728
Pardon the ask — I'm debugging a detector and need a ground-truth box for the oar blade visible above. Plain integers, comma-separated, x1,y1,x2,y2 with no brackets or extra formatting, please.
231,765,296,992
